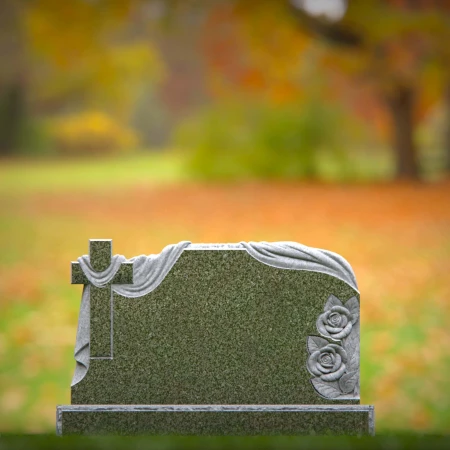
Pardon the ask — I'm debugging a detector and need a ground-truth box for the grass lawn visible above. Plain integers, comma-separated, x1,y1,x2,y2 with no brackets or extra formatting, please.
0,434,449,449
0,152,187,195
0,152,449,434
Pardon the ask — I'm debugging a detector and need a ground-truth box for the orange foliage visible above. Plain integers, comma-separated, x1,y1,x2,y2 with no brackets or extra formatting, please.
202,2,311,105
202,0,450,145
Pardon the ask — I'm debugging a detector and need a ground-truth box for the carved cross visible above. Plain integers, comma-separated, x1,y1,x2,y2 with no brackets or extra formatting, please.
71,239,133,358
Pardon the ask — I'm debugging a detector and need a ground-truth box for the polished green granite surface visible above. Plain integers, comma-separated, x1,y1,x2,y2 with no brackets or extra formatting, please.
71,250,359,405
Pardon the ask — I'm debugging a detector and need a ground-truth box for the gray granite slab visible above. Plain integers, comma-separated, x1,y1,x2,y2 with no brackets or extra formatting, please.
57,405,374,436
58,240,374,435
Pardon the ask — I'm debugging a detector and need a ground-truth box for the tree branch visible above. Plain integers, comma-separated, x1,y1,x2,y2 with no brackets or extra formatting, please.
288,2,364,48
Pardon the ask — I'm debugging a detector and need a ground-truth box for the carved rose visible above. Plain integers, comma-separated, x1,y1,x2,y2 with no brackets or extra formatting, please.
316,305,354,340
307,296,360,399
307,343,348,381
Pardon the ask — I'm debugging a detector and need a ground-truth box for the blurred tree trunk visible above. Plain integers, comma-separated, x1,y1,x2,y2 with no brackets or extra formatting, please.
385,84,420,180
0,0,27,157
445,81,450,174
0,81,26,157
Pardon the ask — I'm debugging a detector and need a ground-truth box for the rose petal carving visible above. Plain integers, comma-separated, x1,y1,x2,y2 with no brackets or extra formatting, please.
307,343,348,382
316,305,355,340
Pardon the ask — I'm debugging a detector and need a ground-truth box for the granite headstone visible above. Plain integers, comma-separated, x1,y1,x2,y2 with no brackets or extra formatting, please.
57,239,374,435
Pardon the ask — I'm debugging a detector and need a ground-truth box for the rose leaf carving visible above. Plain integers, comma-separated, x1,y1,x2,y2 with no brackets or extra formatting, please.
348,351,359,372
344,296,359,315
324,294,343,311
339,370,359,394
344,296,359,323
342,321,359,366
311,378,342,399
307,336,330,354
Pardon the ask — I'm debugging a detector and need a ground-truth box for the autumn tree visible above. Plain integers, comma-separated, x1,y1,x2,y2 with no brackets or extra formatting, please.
182,0,450,179
0,0,163,156
0,0,26,157
289,0,450,179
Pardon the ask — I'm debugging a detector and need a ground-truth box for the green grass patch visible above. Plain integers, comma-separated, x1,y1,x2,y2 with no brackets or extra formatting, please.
0,152,187,195
0,434,449,450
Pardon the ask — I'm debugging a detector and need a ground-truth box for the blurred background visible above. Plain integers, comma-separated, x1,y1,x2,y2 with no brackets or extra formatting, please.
0,0,449,433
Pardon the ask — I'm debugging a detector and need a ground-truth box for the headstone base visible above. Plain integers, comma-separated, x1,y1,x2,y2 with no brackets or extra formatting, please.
57,405,375,436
